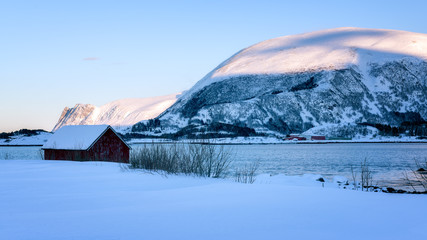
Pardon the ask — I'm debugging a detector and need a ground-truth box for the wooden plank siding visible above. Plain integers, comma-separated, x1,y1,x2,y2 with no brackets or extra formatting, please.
90,128,129,162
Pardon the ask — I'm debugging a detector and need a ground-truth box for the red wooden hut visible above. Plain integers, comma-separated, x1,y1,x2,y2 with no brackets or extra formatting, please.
284,134,307,141
284,136,307,141
42,125,130,163
311,135,326,140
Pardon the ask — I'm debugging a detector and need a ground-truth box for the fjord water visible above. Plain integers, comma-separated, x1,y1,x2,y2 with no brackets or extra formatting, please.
0,146,43,160
230,143,427,188
2,143,426,188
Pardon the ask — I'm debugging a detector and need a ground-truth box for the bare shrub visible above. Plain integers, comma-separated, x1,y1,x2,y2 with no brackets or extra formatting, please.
403,159,427,192
234,161,260,184
349,158,373,191
350,164,358,190
2,152,10,160
130,142,232,178
360,158,373,191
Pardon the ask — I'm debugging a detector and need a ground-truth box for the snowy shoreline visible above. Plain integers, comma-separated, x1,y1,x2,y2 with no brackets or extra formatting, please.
2,139,427,147
1,132,426,146
128,137,427,145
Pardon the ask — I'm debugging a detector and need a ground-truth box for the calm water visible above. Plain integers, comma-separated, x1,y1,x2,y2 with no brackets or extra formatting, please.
132,143,427,188
0,146,43,160
2,143,426,188
229,143,427,188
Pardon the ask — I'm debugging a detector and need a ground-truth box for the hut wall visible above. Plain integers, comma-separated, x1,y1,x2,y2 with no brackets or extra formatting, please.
44,149,89,161
88,128,129,163
311,136,326,140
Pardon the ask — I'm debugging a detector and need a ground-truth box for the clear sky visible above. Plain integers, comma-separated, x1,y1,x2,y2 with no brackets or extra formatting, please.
1,0,427,132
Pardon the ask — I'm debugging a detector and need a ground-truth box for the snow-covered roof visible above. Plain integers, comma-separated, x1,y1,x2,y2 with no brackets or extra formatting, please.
42,125,129,150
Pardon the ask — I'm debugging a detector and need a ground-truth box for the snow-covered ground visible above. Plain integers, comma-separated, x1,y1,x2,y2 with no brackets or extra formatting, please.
127,136,286,144
1,160,426,240
213,136,427,144
0,132,52,146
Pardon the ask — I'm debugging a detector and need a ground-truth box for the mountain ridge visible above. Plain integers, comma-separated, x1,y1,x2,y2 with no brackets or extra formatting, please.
53,93,179,132
133,27,427,138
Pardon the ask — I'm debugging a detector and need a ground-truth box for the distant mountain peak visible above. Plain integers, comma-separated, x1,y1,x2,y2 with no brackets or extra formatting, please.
52,93,179,132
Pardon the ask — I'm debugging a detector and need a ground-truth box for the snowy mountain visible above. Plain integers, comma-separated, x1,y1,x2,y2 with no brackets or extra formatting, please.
132,27,427,138
53,93,179,132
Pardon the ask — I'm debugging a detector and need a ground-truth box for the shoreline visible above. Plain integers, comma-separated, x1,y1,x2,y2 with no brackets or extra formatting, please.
127,138,427,145
2,140,427,147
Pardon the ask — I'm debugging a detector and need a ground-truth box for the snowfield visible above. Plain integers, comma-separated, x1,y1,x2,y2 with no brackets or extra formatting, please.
0,132,52,146
1,160,426,240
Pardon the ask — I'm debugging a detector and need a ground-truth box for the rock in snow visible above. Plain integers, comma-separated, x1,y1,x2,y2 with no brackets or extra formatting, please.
52,93,179,132
136,27,427,137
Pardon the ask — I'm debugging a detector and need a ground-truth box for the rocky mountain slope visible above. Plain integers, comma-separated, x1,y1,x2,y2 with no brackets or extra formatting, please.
132,27,427,138
53,93,179,132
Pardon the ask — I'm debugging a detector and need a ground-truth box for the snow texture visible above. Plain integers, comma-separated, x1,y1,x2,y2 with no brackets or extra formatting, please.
1,160,426,240
183,27,427,99
42,125,110,150
0,132,52,146
53,93,179,132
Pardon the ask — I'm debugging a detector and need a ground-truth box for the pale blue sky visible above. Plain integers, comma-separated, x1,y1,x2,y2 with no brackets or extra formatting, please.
1,0,427,132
